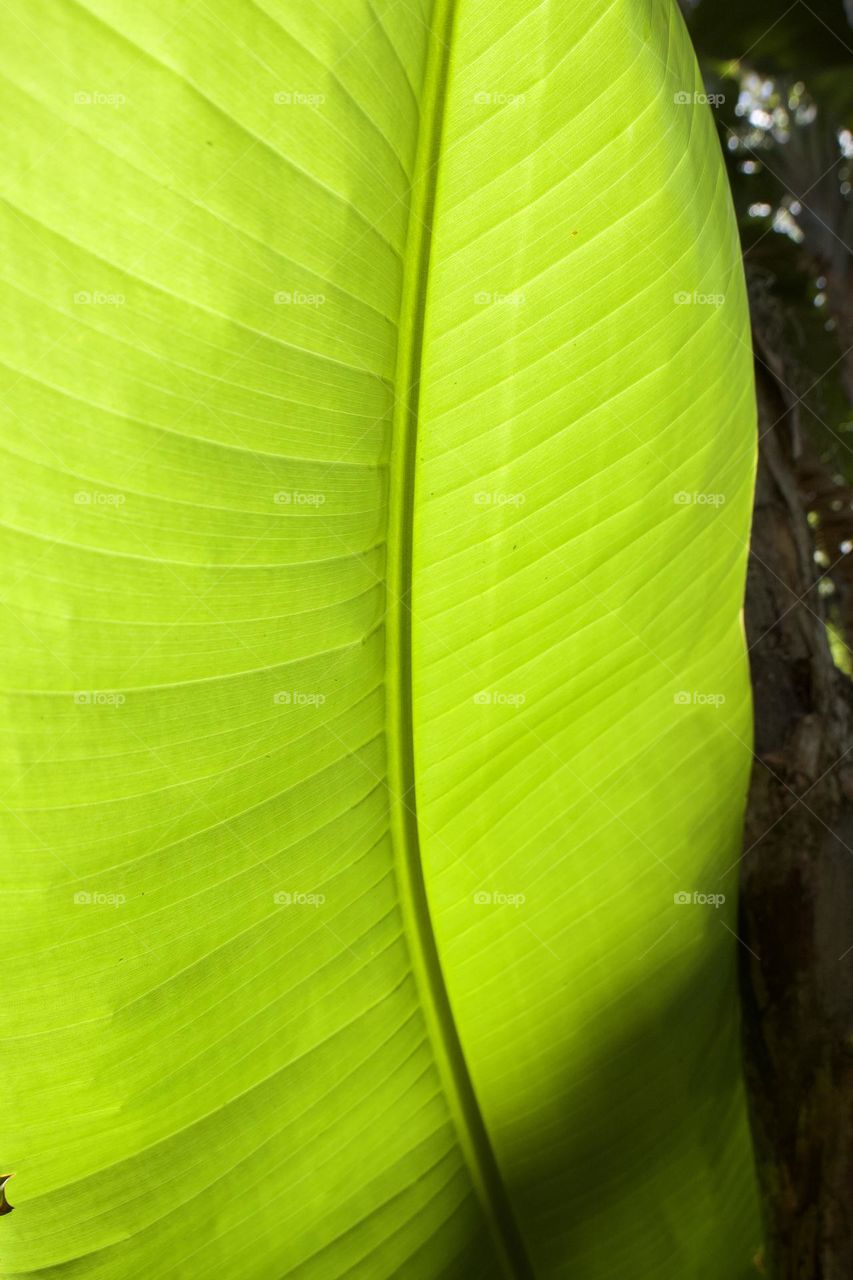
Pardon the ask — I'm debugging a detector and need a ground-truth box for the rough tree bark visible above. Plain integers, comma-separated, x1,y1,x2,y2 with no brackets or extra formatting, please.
740,332,853,1279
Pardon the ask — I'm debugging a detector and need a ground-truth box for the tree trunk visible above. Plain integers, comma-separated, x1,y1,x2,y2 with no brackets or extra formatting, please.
740,335,853,1278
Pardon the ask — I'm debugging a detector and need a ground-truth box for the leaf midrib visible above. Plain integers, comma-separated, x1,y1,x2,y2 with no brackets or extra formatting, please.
384,5,534,1277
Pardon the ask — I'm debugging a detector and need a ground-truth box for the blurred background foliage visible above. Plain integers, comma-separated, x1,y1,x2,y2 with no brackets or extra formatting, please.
684,0,853,653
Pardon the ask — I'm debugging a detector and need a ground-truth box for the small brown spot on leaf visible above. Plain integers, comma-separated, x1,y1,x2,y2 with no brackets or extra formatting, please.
0,1175,14,1216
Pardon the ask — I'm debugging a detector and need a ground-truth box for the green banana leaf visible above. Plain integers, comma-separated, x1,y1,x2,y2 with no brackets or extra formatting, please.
0,0,761,1276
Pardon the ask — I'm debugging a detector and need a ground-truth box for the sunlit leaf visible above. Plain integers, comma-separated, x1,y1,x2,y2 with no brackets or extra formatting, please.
0,2,759,1276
